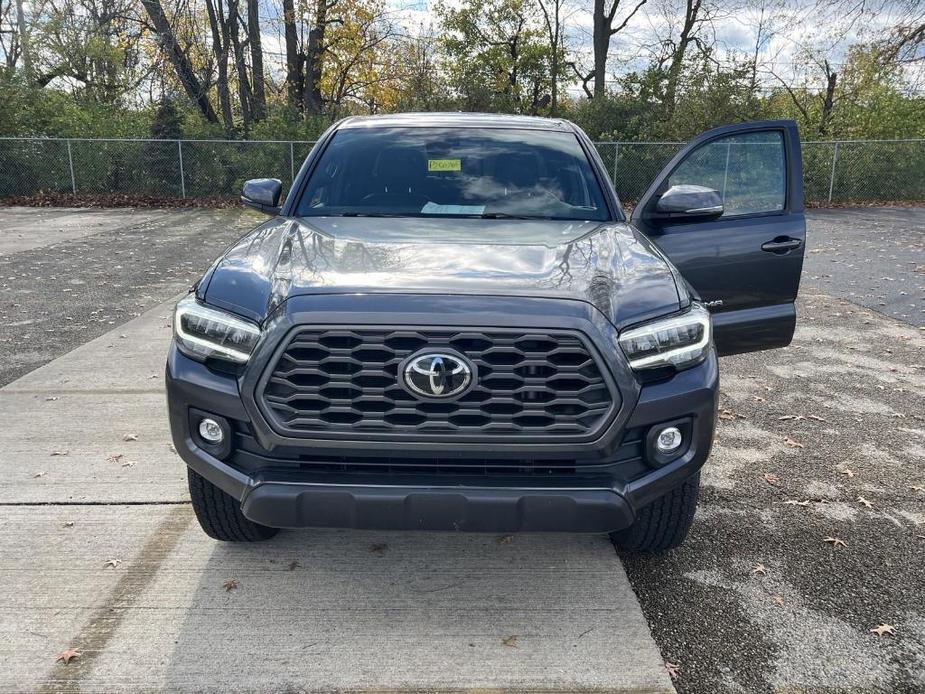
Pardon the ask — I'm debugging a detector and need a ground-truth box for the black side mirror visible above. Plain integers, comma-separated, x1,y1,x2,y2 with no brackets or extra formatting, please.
652,185,724,222
241,178,283,215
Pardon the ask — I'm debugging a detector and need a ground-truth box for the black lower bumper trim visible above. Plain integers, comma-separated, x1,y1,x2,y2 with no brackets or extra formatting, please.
241,483,634,532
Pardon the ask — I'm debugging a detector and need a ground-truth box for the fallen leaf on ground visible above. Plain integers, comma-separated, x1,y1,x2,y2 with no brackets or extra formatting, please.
910,485,924,493
497,535,514,545
502,635,519,647
824,537,847,548
106,454,124,464
870,624,896,637
857,495,874,508
103,558,122,568
55,649,81,664
752,563,767,575
122,434,138,442
784,437,805,448
772,595,785,607
665,662,680,680
763,473,781,485
223,579,239,591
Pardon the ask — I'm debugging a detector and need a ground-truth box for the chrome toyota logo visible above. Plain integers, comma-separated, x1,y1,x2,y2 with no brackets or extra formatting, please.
401,352,474,398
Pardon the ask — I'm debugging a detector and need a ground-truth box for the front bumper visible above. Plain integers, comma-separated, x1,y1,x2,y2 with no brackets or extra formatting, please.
241,480,633,532
167,339,718,533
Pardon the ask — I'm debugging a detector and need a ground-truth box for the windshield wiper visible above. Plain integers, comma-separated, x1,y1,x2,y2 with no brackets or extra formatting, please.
476,212,545,220
336,212,408,217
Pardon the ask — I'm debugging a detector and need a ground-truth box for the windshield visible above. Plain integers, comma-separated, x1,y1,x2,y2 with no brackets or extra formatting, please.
295,127,610,221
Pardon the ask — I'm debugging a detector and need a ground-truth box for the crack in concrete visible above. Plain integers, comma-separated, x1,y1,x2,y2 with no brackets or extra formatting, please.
37,505,193,692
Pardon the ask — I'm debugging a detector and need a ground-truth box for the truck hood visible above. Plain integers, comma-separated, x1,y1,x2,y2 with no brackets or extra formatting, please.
200,216,684,328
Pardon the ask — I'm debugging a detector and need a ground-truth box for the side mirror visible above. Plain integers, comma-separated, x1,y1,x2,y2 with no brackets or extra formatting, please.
652,185,723,221
241,178,283,215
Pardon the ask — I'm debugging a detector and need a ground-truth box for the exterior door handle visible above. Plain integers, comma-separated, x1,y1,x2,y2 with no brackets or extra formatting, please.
761,237,802,254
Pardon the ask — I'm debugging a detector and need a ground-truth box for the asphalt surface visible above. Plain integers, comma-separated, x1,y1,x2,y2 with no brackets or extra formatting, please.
802,207,925,327
0,205,924,692
0,208,259,386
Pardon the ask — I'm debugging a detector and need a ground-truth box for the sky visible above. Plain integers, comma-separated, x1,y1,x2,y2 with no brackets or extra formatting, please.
251,0,923,97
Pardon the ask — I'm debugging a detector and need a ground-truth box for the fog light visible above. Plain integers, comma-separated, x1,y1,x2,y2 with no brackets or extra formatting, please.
655,426,682,454
198,418,224,444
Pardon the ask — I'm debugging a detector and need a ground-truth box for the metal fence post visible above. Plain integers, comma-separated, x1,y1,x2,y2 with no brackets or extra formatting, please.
721,141,732,201
290,142,295,182
177,140,186,198
612,143,620,184
828,141,839,203
66,139,77,194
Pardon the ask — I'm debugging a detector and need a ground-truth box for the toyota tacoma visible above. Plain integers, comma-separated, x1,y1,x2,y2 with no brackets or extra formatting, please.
167,113,805,551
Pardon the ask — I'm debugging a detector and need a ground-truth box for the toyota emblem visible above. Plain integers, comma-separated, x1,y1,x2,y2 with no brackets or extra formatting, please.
401,351,474,399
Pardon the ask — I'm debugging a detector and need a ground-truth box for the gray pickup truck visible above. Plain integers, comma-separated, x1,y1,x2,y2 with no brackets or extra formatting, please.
166,112,805,552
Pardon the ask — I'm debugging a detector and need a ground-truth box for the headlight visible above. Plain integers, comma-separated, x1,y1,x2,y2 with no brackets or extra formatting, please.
618,303,712,371
173,295,261,364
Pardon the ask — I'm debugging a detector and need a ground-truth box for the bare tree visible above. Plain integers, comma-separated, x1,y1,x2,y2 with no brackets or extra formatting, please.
304,0,334,114
536,0,571,113
247,0,266,119
204,0,234,130
142,0,218,122
592,0,647,98
659,0,718,112
14,0,31,79
281,0,303,108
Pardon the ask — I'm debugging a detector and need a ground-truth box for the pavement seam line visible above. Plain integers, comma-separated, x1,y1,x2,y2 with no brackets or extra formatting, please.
0,501,190,507
1,389,165,395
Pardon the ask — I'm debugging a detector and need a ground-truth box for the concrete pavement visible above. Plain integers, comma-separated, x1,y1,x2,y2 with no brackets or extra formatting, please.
0,298,675,693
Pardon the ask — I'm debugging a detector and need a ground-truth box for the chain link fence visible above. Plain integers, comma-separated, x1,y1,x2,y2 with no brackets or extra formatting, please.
0,136,922,205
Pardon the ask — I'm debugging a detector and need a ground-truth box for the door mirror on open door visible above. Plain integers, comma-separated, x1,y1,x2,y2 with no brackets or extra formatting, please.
241,178,283,215
654,185,724,220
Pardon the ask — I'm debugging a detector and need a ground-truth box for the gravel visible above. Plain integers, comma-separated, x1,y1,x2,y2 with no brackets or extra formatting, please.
622,207,925,692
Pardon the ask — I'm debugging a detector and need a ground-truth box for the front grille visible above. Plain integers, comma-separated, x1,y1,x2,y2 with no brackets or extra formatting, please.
230,426,646,479
258,327,618,440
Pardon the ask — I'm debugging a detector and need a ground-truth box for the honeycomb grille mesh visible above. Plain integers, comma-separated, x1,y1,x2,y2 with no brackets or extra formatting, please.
259,328,616,439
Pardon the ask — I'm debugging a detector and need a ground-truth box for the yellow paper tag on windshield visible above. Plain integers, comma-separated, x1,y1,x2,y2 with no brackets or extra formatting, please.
428,159,461,172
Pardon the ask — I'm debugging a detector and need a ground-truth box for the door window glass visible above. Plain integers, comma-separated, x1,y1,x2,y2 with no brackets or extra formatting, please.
667,131,785,216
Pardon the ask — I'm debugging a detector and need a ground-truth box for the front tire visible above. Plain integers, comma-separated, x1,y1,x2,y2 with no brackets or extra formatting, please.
187,469,279,542
611,472,699,553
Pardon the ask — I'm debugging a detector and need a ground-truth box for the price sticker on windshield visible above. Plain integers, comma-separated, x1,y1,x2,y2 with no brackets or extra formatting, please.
428,159,461,172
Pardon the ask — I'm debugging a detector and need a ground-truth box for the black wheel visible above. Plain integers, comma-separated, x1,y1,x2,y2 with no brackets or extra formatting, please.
187,468,279,542
611,472,699,553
